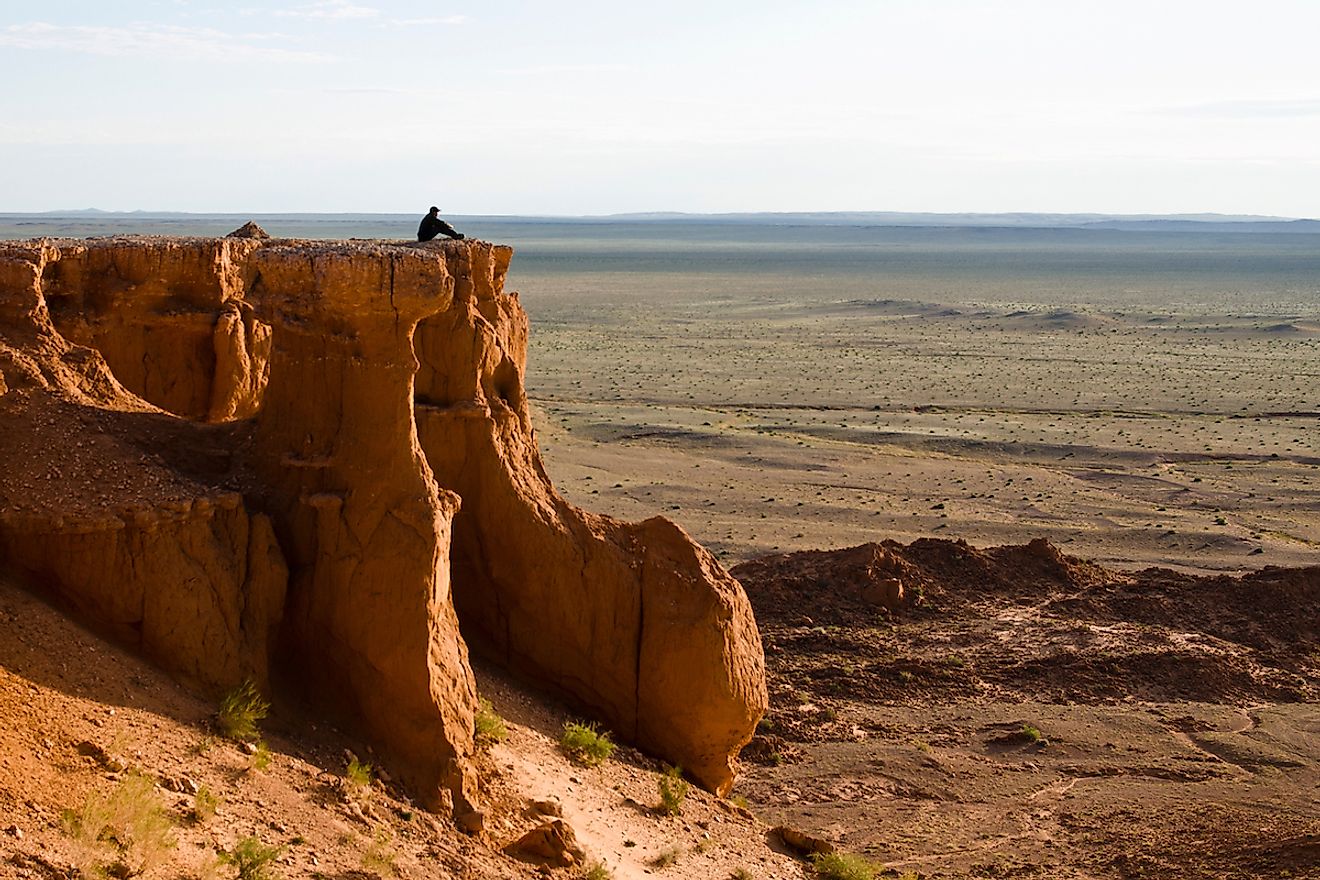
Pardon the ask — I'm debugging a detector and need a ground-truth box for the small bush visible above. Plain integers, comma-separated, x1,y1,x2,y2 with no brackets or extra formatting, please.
731,869,754,880
1021,724,1043,743
345,757,373,801
583,862,613,880
361,826,397,878
61,772,176,878
729,794,750,810
812,851,878,880
560,722,615,767
474,698,508,744
657,765,689,816
249,741,272,772
650,846,681,868
193,785,219,822
217,680,269,742
218,835,284,880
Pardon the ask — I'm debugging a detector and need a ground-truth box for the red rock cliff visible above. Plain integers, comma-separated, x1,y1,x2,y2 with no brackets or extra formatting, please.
0,235,766,810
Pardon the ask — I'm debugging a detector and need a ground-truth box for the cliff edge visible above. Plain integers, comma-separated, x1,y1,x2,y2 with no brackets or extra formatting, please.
0,235,766,815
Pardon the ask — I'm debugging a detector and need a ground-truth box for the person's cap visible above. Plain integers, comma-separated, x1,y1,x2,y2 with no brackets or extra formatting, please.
429,206,440,213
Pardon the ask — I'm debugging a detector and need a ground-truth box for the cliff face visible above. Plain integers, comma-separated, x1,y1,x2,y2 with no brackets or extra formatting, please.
0,236,766,811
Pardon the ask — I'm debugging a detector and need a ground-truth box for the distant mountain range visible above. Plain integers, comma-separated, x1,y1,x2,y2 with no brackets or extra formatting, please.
11,209,1320,234
599,211,1320,233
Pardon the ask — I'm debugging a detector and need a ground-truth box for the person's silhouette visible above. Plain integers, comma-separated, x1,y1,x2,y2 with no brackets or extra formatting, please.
417,206,464,242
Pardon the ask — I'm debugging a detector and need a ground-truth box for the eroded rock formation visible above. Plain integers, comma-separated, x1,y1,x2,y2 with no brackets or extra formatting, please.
0,234,766,810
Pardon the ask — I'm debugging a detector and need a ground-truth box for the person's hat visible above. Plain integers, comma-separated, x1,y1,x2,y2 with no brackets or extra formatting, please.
429,206,440,213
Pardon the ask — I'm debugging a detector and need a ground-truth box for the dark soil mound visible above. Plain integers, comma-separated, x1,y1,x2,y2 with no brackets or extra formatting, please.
734,538,1320,744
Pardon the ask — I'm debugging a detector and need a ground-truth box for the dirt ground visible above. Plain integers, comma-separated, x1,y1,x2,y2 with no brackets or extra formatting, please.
729,538,1320,879
0,574,802,880
528,296,1320,576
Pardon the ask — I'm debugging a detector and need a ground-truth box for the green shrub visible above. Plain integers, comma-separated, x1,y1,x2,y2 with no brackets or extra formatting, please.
61,772,176,878
657,765,689,816
650,846,681,868
217,680,269,742
812,851,877,880
193,785,219,822
1021,724,1043,743
250,741,272,772
361,826,397,877
560,722,615,767
583,862,613,880
474,698,508,744
218,835,285,880
345,757,373,802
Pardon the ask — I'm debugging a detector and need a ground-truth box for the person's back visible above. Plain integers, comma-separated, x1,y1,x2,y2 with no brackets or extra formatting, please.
418,206,464,242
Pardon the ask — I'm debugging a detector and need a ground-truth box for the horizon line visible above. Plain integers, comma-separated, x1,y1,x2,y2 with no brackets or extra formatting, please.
3,208,1315,223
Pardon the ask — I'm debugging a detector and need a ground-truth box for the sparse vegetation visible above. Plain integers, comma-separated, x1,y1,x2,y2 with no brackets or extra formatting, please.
217,835,285,880
1021,723,1043,743
583,861,613,880
560,721,615,767
345,757,374,801
657,764,689,815
361,826,397,877
249,741,272,772
811,851,878,880
193,785,219,822
61,771,177,879
216,679,269,742
473,698,508,744
650,845,682,868
731,869,754,880
729,794,750,810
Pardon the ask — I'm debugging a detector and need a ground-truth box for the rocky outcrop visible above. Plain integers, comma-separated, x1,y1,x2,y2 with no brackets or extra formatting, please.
0,235,766,810
412,245,766,793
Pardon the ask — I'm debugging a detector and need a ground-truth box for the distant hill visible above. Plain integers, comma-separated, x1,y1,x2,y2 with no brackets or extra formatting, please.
599,211,1320,231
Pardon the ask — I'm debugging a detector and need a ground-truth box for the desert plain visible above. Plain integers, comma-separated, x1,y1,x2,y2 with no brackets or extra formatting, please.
511,220,1320,878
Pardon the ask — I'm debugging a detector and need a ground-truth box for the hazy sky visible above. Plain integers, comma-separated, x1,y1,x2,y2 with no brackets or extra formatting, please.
2,0,1318,215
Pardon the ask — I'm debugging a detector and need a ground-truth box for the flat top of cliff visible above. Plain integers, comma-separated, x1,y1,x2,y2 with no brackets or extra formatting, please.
2,235,496,255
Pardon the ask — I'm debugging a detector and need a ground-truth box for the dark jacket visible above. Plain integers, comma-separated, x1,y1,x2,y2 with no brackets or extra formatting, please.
418,213,463,242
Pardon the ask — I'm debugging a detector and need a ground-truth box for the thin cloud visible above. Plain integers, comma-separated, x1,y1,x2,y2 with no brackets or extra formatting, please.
321,86,418,95
497,63,633,76
0,21,332,61
383,16,468,26
269,2,465,26
274,0,379,20
1165,98,1320,119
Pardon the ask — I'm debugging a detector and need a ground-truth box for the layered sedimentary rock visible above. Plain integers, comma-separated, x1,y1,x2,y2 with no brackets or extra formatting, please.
413,245,766,794
0,235,766,808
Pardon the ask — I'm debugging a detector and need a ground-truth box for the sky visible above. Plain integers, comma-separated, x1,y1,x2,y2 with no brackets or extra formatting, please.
1,0,1318,215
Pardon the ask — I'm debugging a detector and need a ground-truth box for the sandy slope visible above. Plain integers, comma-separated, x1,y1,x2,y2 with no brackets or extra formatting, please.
0,575,800,880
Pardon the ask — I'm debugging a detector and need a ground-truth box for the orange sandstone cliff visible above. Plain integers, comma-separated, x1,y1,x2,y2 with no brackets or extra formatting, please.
0,235,766,815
